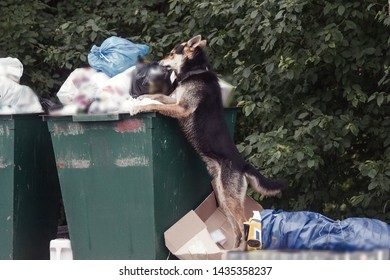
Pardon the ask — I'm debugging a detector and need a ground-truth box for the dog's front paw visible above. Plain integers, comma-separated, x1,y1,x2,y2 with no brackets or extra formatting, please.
137,95,147,101
129,105,141,116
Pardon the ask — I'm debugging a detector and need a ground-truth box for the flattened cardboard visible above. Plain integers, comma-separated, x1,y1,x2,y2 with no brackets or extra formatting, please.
164,191,263,260
164,211,205,253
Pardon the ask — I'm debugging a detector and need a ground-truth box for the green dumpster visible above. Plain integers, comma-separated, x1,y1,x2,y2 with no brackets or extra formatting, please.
44,109,237,260
0,114,60,260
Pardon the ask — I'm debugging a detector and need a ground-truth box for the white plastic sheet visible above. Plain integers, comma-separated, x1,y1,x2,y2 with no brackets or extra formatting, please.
0,57,42,114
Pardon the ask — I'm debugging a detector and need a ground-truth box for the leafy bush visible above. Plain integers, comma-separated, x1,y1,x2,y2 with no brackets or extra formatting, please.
1,0,389,222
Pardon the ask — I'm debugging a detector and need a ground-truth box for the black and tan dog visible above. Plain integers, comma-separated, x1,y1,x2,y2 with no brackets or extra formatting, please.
130,35,288,247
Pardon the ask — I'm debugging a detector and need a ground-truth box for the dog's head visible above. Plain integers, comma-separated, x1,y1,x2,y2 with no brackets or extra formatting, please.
159,35,208,74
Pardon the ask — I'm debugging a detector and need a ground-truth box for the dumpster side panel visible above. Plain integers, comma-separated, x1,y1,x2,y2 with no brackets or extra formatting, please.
224,108,238,137
48,117,157,259
0,115,60,260
13,118,60,259
47,110,238,260
152,109,238,259
0,118,15,259
152,115,211,259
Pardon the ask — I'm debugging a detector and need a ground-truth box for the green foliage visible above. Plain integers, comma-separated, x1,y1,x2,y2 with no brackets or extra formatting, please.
1,0,389,222
224,0,390,222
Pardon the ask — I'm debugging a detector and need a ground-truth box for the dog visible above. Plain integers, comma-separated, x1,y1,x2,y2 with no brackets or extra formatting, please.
130,35,288,247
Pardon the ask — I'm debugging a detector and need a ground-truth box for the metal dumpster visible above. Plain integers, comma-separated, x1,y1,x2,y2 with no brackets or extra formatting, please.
0,114,60,259
44,109,237,259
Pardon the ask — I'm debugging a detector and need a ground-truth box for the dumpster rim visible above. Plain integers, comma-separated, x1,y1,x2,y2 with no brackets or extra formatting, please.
41,108,239,122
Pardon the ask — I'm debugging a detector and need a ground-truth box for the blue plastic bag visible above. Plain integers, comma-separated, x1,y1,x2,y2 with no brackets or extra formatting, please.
88,36,149,77
260,210,390,251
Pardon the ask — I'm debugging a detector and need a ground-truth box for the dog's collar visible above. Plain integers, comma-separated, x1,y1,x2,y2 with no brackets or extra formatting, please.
177,68,209,83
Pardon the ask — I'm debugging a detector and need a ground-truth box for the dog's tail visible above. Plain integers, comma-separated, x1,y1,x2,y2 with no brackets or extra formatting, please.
244,164,288,196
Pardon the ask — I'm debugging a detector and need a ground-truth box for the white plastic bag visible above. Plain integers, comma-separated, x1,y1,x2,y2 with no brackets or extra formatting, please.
88,66,136,114
218,79,235,107
56,67,109,106
0,77,43,114
0,56,42,114
99,66,136,97
0,57,23,83
49,104,80,116
0,105,15,114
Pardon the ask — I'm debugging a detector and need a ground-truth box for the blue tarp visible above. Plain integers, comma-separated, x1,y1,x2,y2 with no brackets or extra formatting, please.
260,210,390,251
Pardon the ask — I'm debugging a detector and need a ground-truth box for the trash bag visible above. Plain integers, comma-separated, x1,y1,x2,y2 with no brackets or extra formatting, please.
0,57,42,114
0,57,23,83
130,61,174,98
88,66,136,114
219,79,235,107
0,77,43,114
56,67,109,107
0,105,15,114
55,66,138,115
260,210,390,251
39,97,63,113
88,36,149,77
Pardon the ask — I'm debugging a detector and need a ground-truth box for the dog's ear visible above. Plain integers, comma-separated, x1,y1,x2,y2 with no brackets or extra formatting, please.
187,35,202,48
197,40,207,49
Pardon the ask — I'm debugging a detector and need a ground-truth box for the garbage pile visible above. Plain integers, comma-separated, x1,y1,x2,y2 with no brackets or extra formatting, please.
1,36,234,115
0,57,43,114
52,36,171,115
53,36,234,115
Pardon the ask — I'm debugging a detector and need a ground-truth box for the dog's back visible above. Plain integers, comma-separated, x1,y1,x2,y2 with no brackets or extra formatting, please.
179,69,287,192
182,74,244,161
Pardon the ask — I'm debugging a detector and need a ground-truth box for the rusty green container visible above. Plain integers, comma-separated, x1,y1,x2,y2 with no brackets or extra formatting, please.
0,114,60,260
44,109,237,260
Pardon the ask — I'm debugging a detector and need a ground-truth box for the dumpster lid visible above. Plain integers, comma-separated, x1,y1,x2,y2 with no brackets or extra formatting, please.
42,113,158,122
42,108,238,122
0,113,42,120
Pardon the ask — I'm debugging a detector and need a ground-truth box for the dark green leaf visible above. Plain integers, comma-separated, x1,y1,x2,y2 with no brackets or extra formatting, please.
265,63,274,73
250,10,258,19
338,5,345,15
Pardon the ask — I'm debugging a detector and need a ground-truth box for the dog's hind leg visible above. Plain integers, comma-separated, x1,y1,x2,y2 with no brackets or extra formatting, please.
203,156,221,188
220,167,248,248
224,195,246,248
206,159,248,248
208,161,242,247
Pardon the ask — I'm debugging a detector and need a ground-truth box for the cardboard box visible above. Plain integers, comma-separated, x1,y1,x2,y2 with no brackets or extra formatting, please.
164,191,263,260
